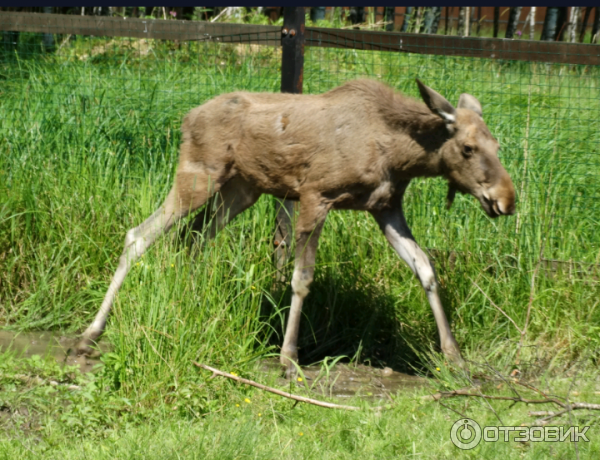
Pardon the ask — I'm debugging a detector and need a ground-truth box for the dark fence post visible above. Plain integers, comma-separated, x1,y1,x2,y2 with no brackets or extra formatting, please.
42,6,55,52
274,7,305,280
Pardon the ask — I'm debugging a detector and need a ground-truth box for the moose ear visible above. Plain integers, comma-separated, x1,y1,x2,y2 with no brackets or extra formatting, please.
416,79,456,124
457,93,483,117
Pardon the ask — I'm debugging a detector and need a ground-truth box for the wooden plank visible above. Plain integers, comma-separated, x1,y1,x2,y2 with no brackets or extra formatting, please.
0,11,280,46
2,11,600,66
305,27,600,66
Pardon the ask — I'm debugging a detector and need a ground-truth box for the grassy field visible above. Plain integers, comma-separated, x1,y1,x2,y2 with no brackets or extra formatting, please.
1,32,600,458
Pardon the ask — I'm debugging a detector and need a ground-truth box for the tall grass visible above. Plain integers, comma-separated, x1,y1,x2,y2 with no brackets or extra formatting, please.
1,34,599,400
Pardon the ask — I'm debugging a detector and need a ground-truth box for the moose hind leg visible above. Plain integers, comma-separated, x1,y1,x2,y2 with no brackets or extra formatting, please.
274,199,297,282
77,172,217,355
178,175,261,249
373,208,463,364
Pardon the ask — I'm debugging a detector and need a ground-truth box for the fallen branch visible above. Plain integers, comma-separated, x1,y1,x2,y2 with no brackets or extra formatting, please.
193,362,361,411
422,387,600,412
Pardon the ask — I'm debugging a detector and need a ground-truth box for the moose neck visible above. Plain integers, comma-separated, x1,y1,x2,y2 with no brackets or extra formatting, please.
391,110,450,179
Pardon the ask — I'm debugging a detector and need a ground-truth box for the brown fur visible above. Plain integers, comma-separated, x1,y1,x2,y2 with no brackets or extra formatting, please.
76,79,516,375
174,79,513,218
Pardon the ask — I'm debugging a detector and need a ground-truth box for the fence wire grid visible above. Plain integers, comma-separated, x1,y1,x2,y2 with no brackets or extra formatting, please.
2,15,600,271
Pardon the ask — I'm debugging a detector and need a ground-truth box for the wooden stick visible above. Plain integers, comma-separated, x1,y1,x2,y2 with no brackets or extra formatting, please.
193,362,361,411
422,387,600,411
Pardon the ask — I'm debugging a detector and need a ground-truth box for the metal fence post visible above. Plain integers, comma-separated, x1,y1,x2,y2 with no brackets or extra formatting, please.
274,7,305,281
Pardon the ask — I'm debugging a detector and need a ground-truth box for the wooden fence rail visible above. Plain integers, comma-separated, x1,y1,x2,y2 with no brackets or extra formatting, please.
2,11,600,65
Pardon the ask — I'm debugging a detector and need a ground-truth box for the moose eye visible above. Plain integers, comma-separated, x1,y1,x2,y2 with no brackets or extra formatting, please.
462,145,474,158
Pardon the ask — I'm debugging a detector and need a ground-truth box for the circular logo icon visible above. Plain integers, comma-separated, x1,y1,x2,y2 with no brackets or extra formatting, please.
450,418,482,450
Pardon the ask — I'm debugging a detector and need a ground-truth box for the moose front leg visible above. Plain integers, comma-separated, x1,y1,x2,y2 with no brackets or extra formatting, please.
373,208,463,364
280,200,328,378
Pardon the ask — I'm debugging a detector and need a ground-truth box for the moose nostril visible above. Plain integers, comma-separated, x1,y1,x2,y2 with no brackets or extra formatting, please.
493,201,502,216
497,200,515,216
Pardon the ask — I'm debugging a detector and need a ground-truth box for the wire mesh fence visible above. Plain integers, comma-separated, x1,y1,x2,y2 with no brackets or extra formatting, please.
2,12,599,272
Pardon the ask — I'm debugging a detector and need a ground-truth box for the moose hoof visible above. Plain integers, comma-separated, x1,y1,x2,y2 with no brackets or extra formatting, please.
280,349,298,379
285,365,298,380
442,342,466,369
73,336,101,358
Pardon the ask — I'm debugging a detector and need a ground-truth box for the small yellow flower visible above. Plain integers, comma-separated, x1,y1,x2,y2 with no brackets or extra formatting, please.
297,377,303,382
258,413,262,417
236,404,240,407
436,367,441,372
244,398,251,404
230,372,238,377
299,432,303,436
171,263,174,268
136,262,139,266
251,286,256,290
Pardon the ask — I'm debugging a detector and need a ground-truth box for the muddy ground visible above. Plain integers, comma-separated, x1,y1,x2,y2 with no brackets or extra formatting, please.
0,330,427,399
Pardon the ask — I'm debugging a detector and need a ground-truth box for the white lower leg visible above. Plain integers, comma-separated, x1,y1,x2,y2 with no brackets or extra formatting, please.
381,218,462,361
424,283,460,358
280,268,312,369
78,208,174,350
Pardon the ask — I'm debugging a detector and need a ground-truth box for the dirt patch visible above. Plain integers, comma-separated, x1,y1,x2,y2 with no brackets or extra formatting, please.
0,330,108,373
1,331,427,399
260,359,427,400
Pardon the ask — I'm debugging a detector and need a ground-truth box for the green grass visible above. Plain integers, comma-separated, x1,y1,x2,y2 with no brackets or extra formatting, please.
1,34,600,458
1,352,599,459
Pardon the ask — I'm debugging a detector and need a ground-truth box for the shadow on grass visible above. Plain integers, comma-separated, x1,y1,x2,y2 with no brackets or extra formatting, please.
261,268,458,376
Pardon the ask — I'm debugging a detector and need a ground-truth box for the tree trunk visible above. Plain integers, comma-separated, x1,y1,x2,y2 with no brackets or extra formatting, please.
592,7,600,43
431,7,442,34
529,7,536,40
541,7,560,41
568,7,580,42
505,7,522,39
556,7,569,41
414,7,424,33
309,7,325,23
401,7,413,32
579,7,592,42
458,7,466,36
444,7,450,35
384,7,395,31
349,7,365,25
423,7,441,34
